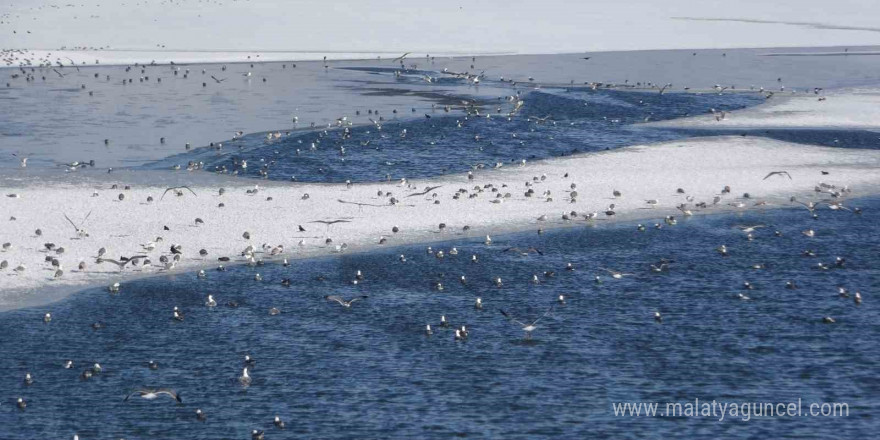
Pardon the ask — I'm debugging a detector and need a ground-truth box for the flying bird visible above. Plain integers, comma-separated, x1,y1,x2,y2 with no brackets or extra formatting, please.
63,211,92,237
407,185,442,197
763,171,792,180
324,295,368,308
499,306,555,339
161,186,198,200
599,268,634,279
124,388,182,403
96,255,148,270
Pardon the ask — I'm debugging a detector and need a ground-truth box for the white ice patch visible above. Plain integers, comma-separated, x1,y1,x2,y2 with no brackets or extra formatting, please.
2,136,879,310
651,88,880,129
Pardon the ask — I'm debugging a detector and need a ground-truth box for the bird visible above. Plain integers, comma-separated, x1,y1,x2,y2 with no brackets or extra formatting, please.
499,306,555,339
599,268,634,279
407,185,443,197
63,211,92,237
763,171,792,180
239,367,252,386
324,295,368,308
96,256,148,270
736,225,765,233
274,416,286,429
160,186,197,200
124,388,182,403
12,153,27,168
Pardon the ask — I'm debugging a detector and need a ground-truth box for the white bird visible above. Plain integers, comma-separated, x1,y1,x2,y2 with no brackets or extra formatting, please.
599,268,634,279
239,367,252,386
499,306,555,339
324,295,367,308
205,295,216,307
736,225,765,233
124,388,182,403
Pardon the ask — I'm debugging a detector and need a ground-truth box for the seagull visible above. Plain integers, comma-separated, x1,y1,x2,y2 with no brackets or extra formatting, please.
160,186,198,200
407,185,443,197
274,416,285,429
392,52,410,63
96,256,148,270
528,115,552,124
12,153,27,168
63,211,92,237
210,75,226,83
763,171,792,180
736,225,765,233
239,367,252,386
499,306,555,339
124,388,182,403
599,268,634,279
324,295,368,308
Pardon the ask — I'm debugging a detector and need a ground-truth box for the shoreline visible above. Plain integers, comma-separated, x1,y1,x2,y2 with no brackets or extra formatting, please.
5,44,880,68
2,136,878,312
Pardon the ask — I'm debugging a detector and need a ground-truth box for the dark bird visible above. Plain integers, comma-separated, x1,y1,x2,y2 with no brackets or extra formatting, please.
407,185,443,197
763,171,792,180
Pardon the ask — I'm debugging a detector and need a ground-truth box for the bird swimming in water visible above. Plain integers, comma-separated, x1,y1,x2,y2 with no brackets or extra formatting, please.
239,367,252,386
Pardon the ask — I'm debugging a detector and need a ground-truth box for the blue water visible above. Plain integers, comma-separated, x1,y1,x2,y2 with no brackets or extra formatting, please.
2,197,877,438
3,49,880,438
150,87,761,183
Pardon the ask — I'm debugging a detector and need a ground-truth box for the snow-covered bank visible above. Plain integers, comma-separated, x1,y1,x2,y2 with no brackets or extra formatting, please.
2,136,878,311
4,1,880,55
649,88,880,129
